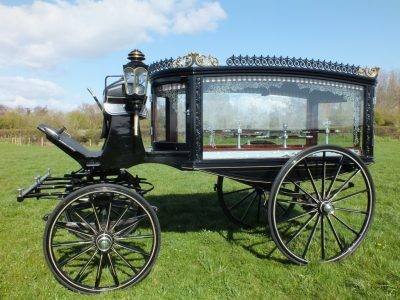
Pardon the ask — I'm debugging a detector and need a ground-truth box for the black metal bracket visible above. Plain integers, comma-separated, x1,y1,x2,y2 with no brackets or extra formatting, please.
17,168,154,202
17,169,71,202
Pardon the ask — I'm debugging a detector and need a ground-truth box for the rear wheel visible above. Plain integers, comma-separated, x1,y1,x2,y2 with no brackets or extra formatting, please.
217,176,266,228
268,145,375,264
44,183,161,294
216,176,294,228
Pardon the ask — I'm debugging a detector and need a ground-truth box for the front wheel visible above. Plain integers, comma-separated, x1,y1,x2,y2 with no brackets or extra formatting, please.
268,145,375,264
43,183,161,294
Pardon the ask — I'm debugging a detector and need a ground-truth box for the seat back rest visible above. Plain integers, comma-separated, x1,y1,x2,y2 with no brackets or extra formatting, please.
37,124,101,167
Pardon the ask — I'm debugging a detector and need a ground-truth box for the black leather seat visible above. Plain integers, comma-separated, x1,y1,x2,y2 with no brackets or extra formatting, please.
37,124,102,164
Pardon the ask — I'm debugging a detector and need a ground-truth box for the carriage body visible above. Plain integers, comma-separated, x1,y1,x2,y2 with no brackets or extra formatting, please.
145,54,377,186
17,51,378,293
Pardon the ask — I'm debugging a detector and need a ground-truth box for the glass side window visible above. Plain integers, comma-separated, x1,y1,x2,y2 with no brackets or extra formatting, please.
202,76,364,159
152,83,186,143
154,97,166,141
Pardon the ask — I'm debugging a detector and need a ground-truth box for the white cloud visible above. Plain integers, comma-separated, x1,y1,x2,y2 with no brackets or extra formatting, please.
0,0,227,69
0,76,76,110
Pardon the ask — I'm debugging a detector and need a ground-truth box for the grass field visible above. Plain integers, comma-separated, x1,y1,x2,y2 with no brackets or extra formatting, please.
0,138,399,299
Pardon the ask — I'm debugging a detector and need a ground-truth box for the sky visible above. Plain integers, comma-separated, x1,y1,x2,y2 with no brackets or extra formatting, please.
0,0,399,111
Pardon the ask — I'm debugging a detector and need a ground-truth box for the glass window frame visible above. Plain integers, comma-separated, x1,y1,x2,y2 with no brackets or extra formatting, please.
200,74,366,160
150,80,190,151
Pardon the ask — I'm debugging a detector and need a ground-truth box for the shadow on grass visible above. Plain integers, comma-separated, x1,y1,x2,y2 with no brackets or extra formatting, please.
146,192,290,264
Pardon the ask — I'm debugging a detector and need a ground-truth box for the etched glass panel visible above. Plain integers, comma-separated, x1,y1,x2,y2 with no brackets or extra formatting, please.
154,97,166,141
153,83,186,143
202,76,364,159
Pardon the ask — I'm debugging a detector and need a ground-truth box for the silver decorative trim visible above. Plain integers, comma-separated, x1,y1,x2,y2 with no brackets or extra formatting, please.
203,76,364,90
357,67,380,78
226,55,379,79
171,52,218,68
149,53,218,74
156,83,186,92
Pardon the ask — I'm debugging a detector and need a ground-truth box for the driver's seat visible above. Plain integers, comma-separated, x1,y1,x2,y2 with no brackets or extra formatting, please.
38,124,102,167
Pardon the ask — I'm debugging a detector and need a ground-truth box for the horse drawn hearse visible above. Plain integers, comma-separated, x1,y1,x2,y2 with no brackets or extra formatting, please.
18,50,378,293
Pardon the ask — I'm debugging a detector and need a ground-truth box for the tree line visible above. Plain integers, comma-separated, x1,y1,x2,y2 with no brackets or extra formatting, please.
0,70,399,144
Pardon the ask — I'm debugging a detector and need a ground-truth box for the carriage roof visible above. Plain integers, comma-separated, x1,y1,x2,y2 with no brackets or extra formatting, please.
149,53,379,85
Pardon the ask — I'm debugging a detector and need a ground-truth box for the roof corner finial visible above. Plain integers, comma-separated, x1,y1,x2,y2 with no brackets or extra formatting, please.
357,66,380,78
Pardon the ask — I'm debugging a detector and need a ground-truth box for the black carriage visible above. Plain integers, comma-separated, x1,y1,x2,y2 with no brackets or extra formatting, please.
18,50,378,293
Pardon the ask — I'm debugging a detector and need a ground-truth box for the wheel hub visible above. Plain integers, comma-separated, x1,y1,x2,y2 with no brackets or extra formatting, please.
96,233,113,252
320,201,334,215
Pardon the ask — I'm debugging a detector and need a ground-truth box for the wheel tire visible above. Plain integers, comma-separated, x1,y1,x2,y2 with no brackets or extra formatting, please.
43,183,161,294
268,145,375,264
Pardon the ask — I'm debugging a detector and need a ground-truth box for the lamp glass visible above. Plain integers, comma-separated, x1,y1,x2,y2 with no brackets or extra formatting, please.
124,66,148,96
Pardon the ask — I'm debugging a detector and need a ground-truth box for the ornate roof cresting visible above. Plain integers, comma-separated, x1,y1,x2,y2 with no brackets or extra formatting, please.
171,52,219,68
149,52,218,74
357,67,380,78
149,53,379,79
226,55,379,79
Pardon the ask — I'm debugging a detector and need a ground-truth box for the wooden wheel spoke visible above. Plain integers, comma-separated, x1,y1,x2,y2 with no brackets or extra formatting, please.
321,215,325,259
276,199,317,207
55,221,93,238
90,199,103,232
229,190,255,211
53,240,93,248
326,155,344,198
110,205,131,232
240,193,257,221
303,160,321,200
285,212,318,245
331,189,367,204
257,194,262,223
276,201,286,212
115,234,153,241
107,253,119,286
106,201,113,231
59,245,95,267
277,209,318,224
73,209,98,234
334,207,367,215
74,250,98,282
95,254,104,288
302,215,320,258
288,180,319,204
327,215,343,251
329,169,361,202
321,152,326,199
112,248,139,274
114,214,147,237
331,214,359,235
115,242,150,257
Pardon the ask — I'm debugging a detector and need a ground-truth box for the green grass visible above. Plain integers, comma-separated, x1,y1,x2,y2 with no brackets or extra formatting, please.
0,138,399,299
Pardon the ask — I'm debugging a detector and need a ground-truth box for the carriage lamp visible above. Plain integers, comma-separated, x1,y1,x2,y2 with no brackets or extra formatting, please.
123,49,148,97
123,49,148,136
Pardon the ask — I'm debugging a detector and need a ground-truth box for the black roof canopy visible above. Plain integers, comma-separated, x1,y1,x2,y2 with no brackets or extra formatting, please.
149,53,379,85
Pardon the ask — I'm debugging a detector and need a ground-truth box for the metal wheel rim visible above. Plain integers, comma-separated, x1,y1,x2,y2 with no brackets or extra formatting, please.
46,188,159,293
269,148,374,264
